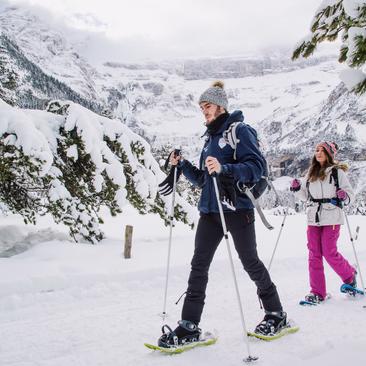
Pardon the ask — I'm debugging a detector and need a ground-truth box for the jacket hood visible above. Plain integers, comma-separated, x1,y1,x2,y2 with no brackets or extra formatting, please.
216,110,244,134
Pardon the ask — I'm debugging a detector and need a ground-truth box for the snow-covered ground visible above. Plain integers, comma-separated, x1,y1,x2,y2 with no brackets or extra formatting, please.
0,207,365,366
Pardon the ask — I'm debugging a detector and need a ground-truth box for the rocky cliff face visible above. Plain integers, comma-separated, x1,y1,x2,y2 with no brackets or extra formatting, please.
0,33,102,112
0,6,99,100
1,5,365,209
259,82,366,197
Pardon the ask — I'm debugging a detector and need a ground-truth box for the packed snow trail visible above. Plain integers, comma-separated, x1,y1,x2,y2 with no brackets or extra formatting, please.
0,211,365,366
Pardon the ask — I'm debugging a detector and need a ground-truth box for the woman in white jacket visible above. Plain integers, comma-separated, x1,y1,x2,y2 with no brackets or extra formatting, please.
290,141,356,304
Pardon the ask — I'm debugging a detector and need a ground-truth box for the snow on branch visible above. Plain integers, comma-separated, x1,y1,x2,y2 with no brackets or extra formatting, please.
0,99,195,243
293,0,366,94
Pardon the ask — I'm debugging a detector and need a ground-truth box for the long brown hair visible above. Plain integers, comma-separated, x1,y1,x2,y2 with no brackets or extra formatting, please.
307,144,348,182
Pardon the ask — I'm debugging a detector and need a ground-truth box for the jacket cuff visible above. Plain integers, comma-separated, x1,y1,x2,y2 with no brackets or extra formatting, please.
220,164,232,176
179,159,191,171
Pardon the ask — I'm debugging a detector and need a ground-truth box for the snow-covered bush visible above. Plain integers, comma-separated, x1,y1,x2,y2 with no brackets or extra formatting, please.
293,0,366,94
0,99,195,243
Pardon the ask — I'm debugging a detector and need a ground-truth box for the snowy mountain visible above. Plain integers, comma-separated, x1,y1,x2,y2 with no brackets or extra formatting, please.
0,33,102,112
259,83,366,179
0,6,99,100
96,59,366,207
1,5,366,208
1,5,366,366
252,79,366,206
94,57,342,158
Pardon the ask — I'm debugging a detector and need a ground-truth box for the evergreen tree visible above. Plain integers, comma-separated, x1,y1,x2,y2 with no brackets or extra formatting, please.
0,100,194,243
293,0,366,94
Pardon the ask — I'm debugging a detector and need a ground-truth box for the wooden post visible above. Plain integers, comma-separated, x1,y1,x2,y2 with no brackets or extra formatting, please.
124,225,133,259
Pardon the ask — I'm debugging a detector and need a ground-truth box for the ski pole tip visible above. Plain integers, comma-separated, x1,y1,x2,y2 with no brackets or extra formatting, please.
158,311,168,320
243,355,259,363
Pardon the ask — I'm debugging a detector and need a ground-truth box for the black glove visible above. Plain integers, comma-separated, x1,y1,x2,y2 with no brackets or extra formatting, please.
158,165,182,196
217,175,237,210
158,149,182,196
163,149,181,170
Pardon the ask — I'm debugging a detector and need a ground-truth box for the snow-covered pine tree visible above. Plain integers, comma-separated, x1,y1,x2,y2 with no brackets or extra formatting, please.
293,0,366,94
0,99,195,243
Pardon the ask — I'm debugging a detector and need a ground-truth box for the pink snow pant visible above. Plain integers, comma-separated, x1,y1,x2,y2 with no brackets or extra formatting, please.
307,225,355,298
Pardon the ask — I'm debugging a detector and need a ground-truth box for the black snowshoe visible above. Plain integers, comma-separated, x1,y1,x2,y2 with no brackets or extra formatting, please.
158,320,202,348
254,311,288,337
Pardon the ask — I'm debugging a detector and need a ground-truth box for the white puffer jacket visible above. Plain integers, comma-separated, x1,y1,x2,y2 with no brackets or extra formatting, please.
295,166,354,226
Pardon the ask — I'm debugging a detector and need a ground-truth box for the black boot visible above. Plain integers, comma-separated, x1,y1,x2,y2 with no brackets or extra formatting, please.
304,293,324,304
158,320,202,348
254,311,287,336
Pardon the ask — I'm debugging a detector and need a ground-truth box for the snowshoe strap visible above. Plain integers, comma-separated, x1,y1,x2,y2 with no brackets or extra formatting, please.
265,310,284,319
178,320,199,332
161,324,174,335
161,324,179,346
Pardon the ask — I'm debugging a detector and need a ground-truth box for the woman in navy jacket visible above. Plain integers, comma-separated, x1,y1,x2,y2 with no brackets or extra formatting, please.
158,81,288,348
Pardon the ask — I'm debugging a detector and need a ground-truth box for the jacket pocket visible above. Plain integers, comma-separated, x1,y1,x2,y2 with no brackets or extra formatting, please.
322,203,337,211
306,206,316,224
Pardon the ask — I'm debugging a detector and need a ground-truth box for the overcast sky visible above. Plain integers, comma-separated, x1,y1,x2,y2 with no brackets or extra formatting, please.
2,0,329,64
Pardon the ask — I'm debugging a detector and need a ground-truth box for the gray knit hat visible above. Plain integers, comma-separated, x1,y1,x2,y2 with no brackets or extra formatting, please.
198,81,228,110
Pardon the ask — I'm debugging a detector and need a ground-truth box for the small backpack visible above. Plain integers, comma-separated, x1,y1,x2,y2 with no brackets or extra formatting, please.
223,121,273,230
223,121,269,199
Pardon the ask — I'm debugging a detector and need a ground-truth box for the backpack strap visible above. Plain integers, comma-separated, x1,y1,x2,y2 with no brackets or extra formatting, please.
222,121,242,160
223,121,266,174
306,180,321,223
306,180,312,199
330,167,339,190
237,184,274,230
330,166,350,206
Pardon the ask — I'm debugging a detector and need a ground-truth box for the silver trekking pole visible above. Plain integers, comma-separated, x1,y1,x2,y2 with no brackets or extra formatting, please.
267,180,288,272
212,174,258,363
161,166,178,321
268,209,288,272
344,213,366,296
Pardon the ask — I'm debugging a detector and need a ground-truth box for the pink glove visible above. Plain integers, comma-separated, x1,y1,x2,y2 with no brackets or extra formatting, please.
336,189,348,201
290,178,301,192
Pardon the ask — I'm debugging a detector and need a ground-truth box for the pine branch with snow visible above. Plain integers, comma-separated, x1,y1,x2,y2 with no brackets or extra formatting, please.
0,140,45,225
293,0,366,94
0,99,195,243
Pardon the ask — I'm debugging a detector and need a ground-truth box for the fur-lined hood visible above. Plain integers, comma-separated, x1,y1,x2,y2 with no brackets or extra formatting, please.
306,163,349,181
325,163,348,173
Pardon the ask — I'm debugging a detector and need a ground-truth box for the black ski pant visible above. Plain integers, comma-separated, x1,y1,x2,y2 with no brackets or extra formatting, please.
181,209,282,325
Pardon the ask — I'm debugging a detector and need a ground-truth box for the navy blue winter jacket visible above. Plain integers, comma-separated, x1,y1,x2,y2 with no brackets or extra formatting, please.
180,110,265,213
